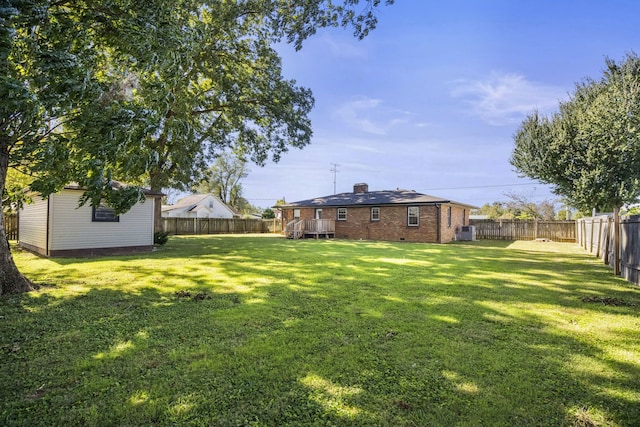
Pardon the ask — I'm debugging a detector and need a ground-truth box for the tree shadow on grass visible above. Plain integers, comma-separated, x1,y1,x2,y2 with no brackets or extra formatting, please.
3,236,639,425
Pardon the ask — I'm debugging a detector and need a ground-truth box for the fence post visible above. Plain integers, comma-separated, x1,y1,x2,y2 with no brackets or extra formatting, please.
614,207,620,275
591,218,595,251
576,220,580,246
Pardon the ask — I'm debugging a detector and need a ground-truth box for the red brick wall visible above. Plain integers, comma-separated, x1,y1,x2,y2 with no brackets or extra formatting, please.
282,207,315,223
334,205,439,242
439,204,469,243
282,204,470,243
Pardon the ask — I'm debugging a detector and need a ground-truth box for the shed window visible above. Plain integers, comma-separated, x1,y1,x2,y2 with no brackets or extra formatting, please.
408,206,419,226
92,202,119,222
337,208,347,221
371,207,380,221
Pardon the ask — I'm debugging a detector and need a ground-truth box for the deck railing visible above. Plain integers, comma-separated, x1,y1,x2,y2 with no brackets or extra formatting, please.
286,219,335,239
286,220,305,239
304,219,335,235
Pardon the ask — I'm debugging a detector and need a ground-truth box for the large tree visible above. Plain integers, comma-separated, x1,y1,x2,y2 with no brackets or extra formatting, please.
511,53,640,274
193,151,249,208
1,0,100,294
511,53,640,213
0,0,395,295
475,194,556,220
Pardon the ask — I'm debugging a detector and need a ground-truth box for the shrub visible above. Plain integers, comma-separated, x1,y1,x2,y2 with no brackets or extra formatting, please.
154,231,170,245
262,208,275,219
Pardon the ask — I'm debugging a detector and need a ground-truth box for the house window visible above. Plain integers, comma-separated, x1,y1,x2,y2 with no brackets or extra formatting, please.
462,209,466,225
408,206,419,226
447,206,452,228
371,207,380,221
293,209,300,219
337,208,347,221
92,201,119,222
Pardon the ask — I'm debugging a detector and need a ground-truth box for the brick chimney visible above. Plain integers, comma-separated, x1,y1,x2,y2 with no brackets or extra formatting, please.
353,183,368,194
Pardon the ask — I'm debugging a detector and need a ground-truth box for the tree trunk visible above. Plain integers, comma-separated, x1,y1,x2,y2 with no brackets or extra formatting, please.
0,224,34,296
154,196,163,233
0,147,34,295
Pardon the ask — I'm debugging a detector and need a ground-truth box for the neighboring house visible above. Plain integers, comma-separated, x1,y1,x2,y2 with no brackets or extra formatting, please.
19,182,163,257
280,183,477,243
161,194,238,219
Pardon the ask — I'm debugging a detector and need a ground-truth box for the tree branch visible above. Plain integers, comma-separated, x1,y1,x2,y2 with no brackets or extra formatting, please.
192,98,263,116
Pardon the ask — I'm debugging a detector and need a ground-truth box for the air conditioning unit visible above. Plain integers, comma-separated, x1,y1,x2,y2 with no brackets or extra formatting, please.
458,225,476,241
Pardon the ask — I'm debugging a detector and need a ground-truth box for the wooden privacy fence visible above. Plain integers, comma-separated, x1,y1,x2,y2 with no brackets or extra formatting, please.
163,217,282,235
470,220,576,242
576,215,640,286
575,215,612,260
3,212,18,240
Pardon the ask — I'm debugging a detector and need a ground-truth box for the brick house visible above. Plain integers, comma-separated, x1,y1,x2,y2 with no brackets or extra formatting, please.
280,183,477,243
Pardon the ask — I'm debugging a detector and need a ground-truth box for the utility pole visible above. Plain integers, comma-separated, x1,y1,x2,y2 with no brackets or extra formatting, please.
330,163,340,194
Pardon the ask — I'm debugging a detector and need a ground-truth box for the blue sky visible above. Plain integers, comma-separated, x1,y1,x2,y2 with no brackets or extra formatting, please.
242,0,640,209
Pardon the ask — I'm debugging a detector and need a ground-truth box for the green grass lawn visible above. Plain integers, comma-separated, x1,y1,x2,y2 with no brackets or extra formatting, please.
1,235,639,426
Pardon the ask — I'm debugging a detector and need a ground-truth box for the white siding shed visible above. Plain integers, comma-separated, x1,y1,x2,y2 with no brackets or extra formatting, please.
19,186,160,257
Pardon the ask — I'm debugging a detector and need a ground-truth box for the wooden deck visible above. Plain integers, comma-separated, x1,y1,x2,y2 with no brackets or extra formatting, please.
286,219,335,239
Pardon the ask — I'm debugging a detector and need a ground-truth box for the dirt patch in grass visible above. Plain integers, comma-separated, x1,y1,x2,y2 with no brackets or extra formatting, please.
174,290,211,300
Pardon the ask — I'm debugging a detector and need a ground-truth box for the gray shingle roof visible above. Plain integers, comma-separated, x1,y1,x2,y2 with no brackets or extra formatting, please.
162,194,210,212
282,189,476,208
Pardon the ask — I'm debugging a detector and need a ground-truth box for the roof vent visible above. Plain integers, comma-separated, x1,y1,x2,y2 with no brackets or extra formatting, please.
353,183,368,193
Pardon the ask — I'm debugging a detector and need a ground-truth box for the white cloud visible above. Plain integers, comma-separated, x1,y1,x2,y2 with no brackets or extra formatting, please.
451,72,568,126
335,96,413,135
321,36,368,59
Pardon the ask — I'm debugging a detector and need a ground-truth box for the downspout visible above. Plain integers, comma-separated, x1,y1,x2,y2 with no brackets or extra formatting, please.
435,203,441,243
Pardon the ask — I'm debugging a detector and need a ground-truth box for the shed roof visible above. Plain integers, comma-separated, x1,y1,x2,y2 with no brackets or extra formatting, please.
63,181,164,197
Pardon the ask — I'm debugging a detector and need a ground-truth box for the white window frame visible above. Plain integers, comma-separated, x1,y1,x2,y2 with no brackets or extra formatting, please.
337,207,347,221
293,209,300,219
371,207,380,221
408,206,419,226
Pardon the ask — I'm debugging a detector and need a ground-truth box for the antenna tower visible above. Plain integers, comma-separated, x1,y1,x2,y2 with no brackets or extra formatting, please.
330,163,340,194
